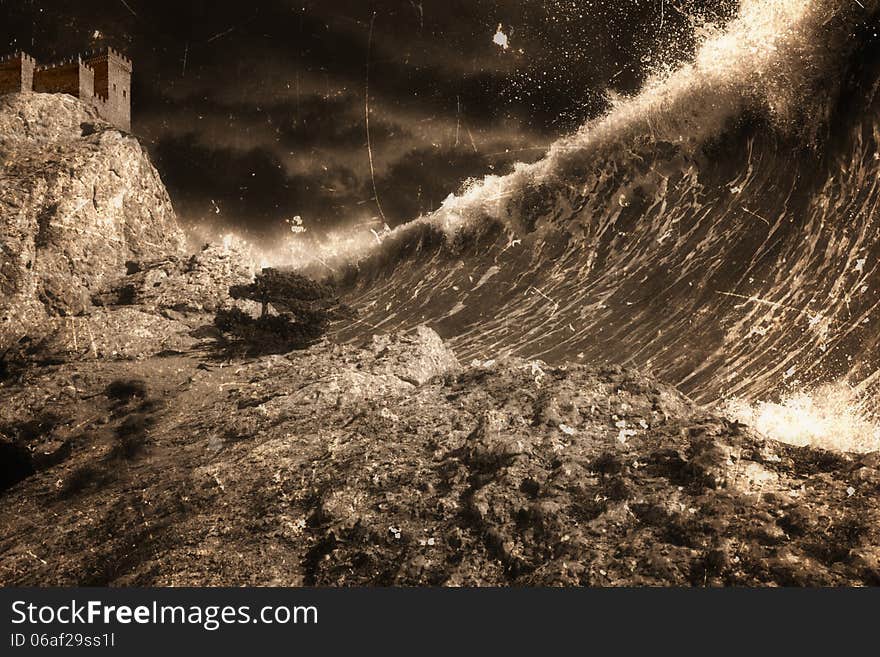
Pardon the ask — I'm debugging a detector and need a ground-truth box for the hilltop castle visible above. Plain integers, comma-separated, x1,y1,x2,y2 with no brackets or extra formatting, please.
0,48,132,131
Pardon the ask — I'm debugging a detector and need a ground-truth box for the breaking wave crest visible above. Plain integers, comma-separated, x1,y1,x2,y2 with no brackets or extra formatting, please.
723,382,880,453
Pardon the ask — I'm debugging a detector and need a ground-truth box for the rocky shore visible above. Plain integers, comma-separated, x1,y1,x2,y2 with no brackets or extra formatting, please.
1,323,878,586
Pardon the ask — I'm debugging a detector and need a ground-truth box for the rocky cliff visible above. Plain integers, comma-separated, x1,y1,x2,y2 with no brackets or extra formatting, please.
0,93,187,348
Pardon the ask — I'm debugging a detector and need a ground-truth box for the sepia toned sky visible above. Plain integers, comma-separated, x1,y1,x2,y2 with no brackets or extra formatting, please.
1,0,735,241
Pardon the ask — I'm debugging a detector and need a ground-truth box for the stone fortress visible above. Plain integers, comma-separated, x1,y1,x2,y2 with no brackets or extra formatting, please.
0,48,132,131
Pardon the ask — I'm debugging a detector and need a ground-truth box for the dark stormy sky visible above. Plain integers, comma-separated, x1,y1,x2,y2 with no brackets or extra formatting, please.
1,0,734,243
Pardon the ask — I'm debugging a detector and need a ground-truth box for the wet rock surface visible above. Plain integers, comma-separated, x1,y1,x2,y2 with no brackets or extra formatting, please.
39,308,200,360
0,328,876,586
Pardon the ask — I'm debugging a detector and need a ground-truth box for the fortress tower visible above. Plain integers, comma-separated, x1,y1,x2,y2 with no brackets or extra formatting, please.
0,48,132,131
84,48,132,131
0,52,36,93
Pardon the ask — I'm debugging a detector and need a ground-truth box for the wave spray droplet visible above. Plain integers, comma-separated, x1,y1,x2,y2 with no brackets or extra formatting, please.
493,24,510,51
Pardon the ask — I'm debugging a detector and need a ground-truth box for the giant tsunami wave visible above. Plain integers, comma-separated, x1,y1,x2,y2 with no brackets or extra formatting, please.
285,0,880,448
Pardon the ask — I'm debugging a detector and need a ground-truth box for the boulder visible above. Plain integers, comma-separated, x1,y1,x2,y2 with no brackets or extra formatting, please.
369,324,461,386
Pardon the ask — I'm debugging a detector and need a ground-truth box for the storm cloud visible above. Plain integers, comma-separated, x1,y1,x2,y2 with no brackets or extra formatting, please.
1,0,736,241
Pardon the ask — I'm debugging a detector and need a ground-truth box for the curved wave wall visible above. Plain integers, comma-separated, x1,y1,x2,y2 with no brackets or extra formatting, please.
312,0,880,433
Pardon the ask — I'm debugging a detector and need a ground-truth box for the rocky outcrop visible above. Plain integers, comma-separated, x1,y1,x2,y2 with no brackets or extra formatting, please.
17,243,258,362
91,243,255,314
0,327,876,586
0,92,187,348
39,309,199,361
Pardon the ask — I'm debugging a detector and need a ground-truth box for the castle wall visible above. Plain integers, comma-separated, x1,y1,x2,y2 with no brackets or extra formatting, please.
23,58,35,92
2,48,131,131
34,61,83,97
0,61,24,94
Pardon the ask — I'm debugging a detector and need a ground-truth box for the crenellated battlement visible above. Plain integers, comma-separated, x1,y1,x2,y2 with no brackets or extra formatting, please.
0,52,37,66
107,47,132,68
36,56,88,72
0,47,132,131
